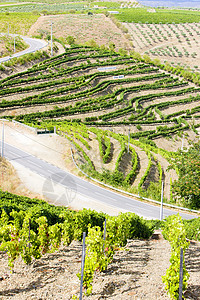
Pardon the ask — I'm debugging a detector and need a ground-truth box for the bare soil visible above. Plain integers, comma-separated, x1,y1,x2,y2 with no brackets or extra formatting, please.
28,14,130,50
0,157,41,200
125,22,200,70
0,232,199,300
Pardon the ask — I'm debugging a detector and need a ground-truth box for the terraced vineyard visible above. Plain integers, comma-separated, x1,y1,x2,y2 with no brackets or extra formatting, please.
1,45,200,203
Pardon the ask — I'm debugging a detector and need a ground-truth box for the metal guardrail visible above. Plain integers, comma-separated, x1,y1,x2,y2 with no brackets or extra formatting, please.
11,120,56,135
12,120,37,133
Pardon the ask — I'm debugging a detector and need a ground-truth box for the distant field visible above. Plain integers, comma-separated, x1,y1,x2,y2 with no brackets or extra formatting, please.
114,8,200,23
125,22,200,70
0,12,39,35
0,2,120,14
28,14,129,50
0,2,87,13
0,1,17,4
5,0,87,3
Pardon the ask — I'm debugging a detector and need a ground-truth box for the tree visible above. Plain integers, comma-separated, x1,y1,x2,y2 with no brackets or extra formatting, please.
130,50,142,61
109,42,115,52
143,54,151,63
66,36,76,45
169,140,200,208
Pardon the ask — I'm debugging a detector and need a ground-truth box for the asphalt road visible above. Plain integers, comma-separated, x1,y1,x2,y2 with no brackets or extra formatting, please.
0,34,48,64
1,141,198,220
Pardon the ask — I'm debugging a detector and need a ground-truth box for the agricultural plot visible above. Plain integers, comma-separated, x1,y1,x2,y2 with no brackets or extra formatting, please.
1,46,200,204
27,14,129,50
0,2,87,13
125,22,200,70
0,12,40,35
114,8,200,24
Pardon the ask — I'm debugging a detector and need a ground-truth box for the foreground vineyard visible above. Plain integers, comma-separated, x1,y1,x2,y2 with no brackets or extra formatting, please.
0,191,199,299
1,45,200,204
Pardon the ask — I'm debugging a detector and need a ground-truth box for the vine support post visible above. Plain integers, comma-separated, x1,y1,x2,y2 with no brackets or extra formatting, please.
51,21,53,57
179,247,183,300
14,34,16,54
28,218,31,249
128,127,130,153
1,121,4,159
160,181,164,221
181,134,184,150
79,232,86,300
103,219,107,252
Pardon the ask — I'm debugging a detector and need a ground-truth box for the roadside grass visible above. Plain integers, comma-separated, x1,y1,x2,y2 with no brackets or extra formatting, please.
0,157,22,194
0,157,41,198
0,35,28,57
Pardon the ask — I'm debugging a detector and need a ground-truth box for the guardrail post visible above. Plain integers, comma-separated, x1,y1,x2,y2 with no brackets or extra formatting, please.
128,127,130,153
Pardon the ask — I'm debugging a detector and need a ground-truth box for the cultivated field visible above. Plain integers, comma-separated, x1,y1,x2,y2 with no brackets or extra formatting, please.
125,22,200,70
1,4,200,205
28,14,129,50
0,46,199,203
0,12,39,35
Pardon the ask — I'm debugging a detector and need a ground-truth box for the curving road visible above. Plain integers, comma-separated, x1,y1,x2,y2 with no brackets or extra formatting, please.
0,141,198,220
0,34,48,64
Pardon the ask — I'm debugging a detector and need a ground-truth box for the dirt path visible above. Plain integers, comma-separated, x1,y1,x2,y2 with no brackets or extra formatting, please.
0,232,199,299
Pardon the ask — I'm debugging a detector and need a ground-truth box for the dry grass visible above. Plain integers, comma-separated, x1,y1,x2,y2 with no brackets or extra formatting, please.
28,14,130,50
0,157,41,199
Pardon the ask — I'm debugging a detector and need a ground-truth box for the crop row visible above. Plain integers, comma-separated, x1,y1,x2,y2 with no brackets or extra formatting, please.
0,65,159,97
11,76,182,123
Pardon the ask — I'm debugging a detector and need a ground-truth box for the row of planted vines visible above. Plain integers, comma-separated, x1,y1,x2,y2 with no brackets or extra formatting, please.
1,45,200,206
0,191,199,299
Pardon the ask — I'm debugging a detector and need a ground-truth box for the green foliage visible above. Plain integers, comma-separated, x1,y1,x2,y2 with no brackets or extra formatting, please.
36,216,50,254
139,137,157,148
138,151,152,191
0,12,39,35
124,146,138,184
77,212,154,295
99,169,125,187
94,129,111,163
162,214,190,299
66,35,76,45
183,218,200,241
168,141,200,208
114,8,200,24
140,181,162,201
77,226,111,295
2,50,49,68
2,45,200,206
0,191,155,272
